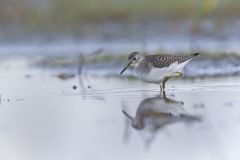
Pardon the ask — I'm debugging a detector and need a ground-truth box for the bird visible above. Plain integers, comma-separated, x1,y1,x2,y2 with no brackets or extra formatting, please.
120,52,199,91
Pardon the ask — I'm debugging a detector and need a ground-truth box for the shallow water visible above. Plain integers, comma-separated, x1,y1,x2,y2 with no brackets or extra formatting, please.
1,59,240,160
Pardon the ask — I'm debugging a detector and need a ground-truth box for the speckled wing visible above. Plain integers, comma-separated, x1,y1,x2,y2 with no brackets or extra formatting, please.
145,54,197,68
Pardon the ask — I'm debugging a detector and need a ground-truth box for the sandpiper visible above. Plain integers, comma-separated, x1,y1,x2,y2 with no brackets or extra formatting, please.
120,52,199,91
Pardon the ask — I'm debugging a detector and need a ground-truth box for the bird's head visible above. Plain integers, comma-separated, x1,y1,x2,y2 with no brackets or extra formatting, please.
120,52,144,75
122,110,143,130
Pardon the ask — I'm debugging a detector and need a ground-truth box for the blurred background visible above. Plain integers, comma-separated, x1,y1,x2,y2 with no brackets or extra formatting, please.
1,0,240,77
1,1,240,160
1,0,240,52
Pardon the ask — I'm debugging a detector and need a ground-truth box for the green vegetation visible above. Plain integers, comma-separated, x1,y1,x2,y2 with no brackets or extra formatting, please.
1,0,240,30
35,51,240,69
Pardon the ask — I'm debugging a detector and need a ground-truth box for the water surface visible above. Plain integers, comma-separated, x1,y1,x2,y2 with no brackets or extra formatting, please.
0,59,240,160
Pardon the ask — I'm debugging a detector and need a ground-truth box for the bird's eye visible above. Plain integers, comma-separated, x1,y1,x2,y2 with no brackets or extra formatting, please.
133,57,136,60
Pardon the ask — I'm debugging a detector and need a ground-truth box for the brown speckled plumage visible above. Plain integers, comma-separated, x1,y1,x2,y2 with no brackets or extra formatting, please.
135,53,198,74
145,54,197,69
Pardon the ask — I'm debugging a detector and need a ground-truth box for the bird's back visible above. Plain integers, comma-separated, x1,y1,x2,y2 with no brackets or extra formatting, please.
145,53,198,69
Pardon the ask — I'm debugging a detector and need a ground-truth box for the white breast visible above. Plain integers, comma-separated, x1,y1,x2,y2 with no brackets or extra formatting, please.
136,60,190,83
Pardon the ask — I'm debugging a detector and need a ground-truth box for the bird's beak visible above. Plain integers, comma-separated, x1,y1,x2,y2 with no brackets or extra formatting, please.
122,110,134,121
120,61,132,75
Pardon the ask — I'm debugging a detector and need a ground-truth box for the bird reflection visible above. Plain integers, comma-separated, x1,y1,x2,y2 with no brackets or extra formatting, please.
122,91,200,147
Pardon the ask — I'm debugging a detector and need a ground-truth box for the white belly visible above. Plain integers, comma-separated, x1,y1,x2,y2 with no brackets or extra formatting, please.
136,60,190,83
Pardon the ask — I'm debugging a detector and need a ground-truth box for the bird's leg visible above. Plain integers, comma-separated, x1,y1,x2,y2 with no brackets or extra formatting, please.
160,83,163,92
160,72,183,94
160,83,163,96
162,90,166,98
162,77,169,90
168,72,183,80
165,72,183,84
160,76,169,94
175,72,183,78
